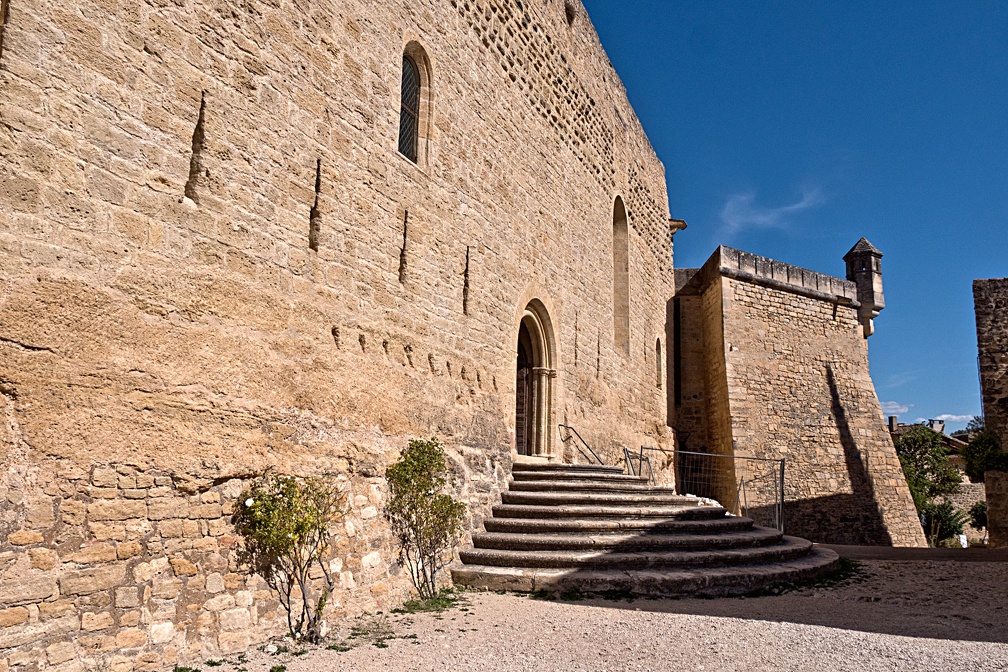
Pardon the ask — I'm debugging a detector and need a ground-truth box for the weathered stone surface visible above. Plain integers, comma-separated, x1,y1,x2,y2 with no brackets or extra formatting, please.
29,547,59,570
88,500,147,522
150,622,175,645
0,606,29,627
0,575,57,606
67,542,118,564
82,611,115,631
7,530,44,546
0,614,79,649
987,471,1008,548
976,280,1008,441
169,557,198,576
674,248,926,546
60,565,127,596
219,607,250,632
47,641,78,665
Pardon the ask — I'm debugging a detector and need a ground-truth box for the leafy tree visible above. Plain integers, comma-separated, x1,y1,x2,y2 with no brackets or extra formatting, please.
920,500,968,546
894,425,961,512
384,437,466,599
969,500,988,532
232,472,345,642
962,429,1007,483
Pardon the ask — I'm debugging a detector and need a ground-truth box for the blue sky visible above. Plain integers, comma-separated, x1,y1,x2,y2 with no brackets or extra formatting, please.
581,0,1008,432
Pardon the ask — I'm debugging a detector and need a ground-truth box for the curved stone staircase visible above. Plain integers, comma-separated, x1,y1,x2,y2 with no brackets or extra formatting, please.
451,462,839,597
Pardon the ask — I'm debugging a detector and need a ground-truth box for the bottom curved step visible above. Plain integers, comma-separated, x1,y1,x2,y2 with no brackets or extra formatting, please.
451,545,839,598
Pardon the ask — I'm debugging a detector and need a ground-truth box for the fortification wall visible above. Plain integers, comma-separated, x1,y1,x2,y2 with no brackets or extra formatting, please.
0,0,674,666
974,278,1008,441
674,248,925,547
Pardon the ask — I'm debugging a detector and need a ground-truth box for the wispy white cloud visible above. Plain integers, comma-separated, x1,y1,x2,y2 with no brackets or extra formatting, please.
931,414,975,424
718,187,825,239
881,401,910,416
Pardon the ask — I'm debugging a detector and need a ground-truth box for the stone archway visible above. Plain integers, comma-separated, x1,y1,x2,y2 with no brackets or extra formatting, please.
514,301,557,459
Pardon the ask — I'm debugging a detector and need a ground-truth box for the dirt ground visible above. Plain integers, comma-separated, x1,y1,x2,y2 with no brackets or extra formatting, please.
202,559,1008,672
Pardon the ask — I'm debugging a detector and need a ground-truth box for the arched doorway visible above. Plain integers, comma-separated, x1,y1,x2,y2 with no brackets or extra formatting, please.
514,301,556,458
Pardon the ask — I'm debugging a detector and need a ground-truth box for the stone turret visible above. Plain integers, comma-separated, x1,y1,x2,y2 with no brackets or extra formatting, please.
844,237,885,338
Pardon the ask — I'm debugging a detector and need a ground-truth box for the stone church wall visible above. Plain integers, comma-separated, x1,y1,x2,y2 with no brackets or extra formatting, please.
674,247,925,547
974,278,1008,441
0,0,674,666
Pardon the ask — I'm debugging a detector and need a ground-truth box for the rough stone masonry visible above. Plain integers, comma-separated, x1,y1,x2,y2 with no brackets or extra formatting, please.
0,0,921,668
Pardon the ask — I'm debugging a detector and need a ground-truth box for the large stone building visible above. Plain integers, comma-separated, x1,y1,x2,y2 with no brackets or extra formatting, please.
0,0,922,667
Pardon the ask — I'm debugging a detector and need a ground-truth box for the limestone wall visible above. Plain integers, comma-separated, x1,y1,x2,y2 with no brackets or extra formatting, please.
674,247,925,547
0,0,675,665
974,278,1008,441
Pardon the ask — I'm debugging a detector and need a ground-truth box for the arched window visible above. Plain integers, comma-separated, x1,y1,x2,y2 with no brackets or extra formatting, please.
398,55,420,162
612,197,630,356
397,42,432,165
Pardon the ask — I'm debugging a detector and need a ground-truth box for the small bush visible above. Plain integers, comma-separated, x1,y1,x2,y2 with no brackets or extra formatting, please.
384,437,466,599
232,472,345,642
920,500,968,546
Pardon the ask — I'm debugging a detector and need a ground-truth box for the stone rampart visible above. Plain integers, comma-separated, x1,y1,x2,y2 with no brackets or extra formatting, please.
673,247,925,547
974,278,1008,441
0,0,674,664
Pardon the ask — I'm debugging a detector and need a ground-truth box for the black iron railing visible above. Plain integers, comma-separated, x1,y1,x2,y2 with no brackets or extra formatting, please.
628,446,786,532
558,424,604,465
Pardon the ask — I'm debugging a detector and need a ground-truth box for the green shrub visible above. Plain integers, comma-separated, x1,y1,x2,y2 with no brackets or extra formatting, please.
232,472,345,642
920,500,968,547
962,430,1007,483
384,438,466,599
969,500,988,531
894,425,961,511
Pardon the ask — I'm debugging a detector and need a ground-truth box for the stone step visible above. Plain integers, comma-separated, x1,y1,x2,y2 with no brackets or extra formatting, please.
511,470,648,484
458,535,813,569
451,546,840,597
512,462,624,474
508,479,673,493
471,527,783,552
483,515,755,535
500,490,696,507
491,503,725,520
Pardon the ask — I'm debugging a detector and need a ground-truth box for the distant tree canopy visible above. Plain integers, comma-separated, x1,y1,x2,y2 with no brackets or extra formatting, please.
894,425,961,512
959,417,1008,483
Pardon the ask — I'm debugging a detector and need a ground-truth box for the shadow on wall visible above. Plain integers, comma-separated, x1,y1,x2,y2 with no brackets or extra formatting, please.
774,364,893,545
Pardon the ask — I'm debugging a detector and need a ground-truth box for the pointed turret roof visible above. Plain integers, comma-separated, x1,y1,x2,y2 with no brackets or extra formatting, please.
843,237,882,261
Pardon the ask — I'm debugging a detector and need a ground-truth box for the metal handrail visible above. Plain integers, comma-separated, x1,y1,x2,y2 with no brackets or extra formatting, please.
638,446,786,532
558,424,604,465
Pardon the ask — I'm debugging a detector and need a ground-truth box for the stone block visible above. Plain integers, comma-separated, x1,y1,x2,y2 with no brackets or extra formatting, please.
82,611,114,631
203,593,234,612
219,607,250,631
38,599,77,621
0,614,79,649
115,627,147,649
91,467,118,488
7,529,44,546
147,498,188,520
46,640,77,666
119,610,140,627
151,577,182,599
0,575,57,606
169,557,198,576
27,548,58,574
88,499,147,522
205,573,225,594
0,606,29,627
59,564,127,596
115,587,139,608
117,541,143,560
150,621,174,644
218,630,249,654
67,542,117,564
158,519,184,538
61,499,86,526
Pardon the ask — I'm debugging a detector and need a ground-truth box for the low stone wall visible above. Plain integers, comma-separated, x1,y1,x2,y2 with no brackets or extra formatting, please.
0,460,410,671
987,472,1008,549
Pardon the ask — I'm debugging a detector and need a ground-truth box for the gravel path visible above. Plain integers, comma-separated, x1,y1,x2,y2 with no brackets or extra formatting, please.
212,560,1008,672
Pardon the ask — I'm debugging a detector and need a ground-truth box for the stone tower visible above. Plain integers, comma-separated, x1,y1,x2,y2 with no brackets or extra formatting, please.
844,237,885,337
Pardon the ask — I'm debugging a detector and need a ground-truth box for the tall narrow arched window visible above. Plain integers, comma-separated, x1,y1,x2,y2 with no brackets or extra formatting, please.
612,197,630,356
398,55,420,162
